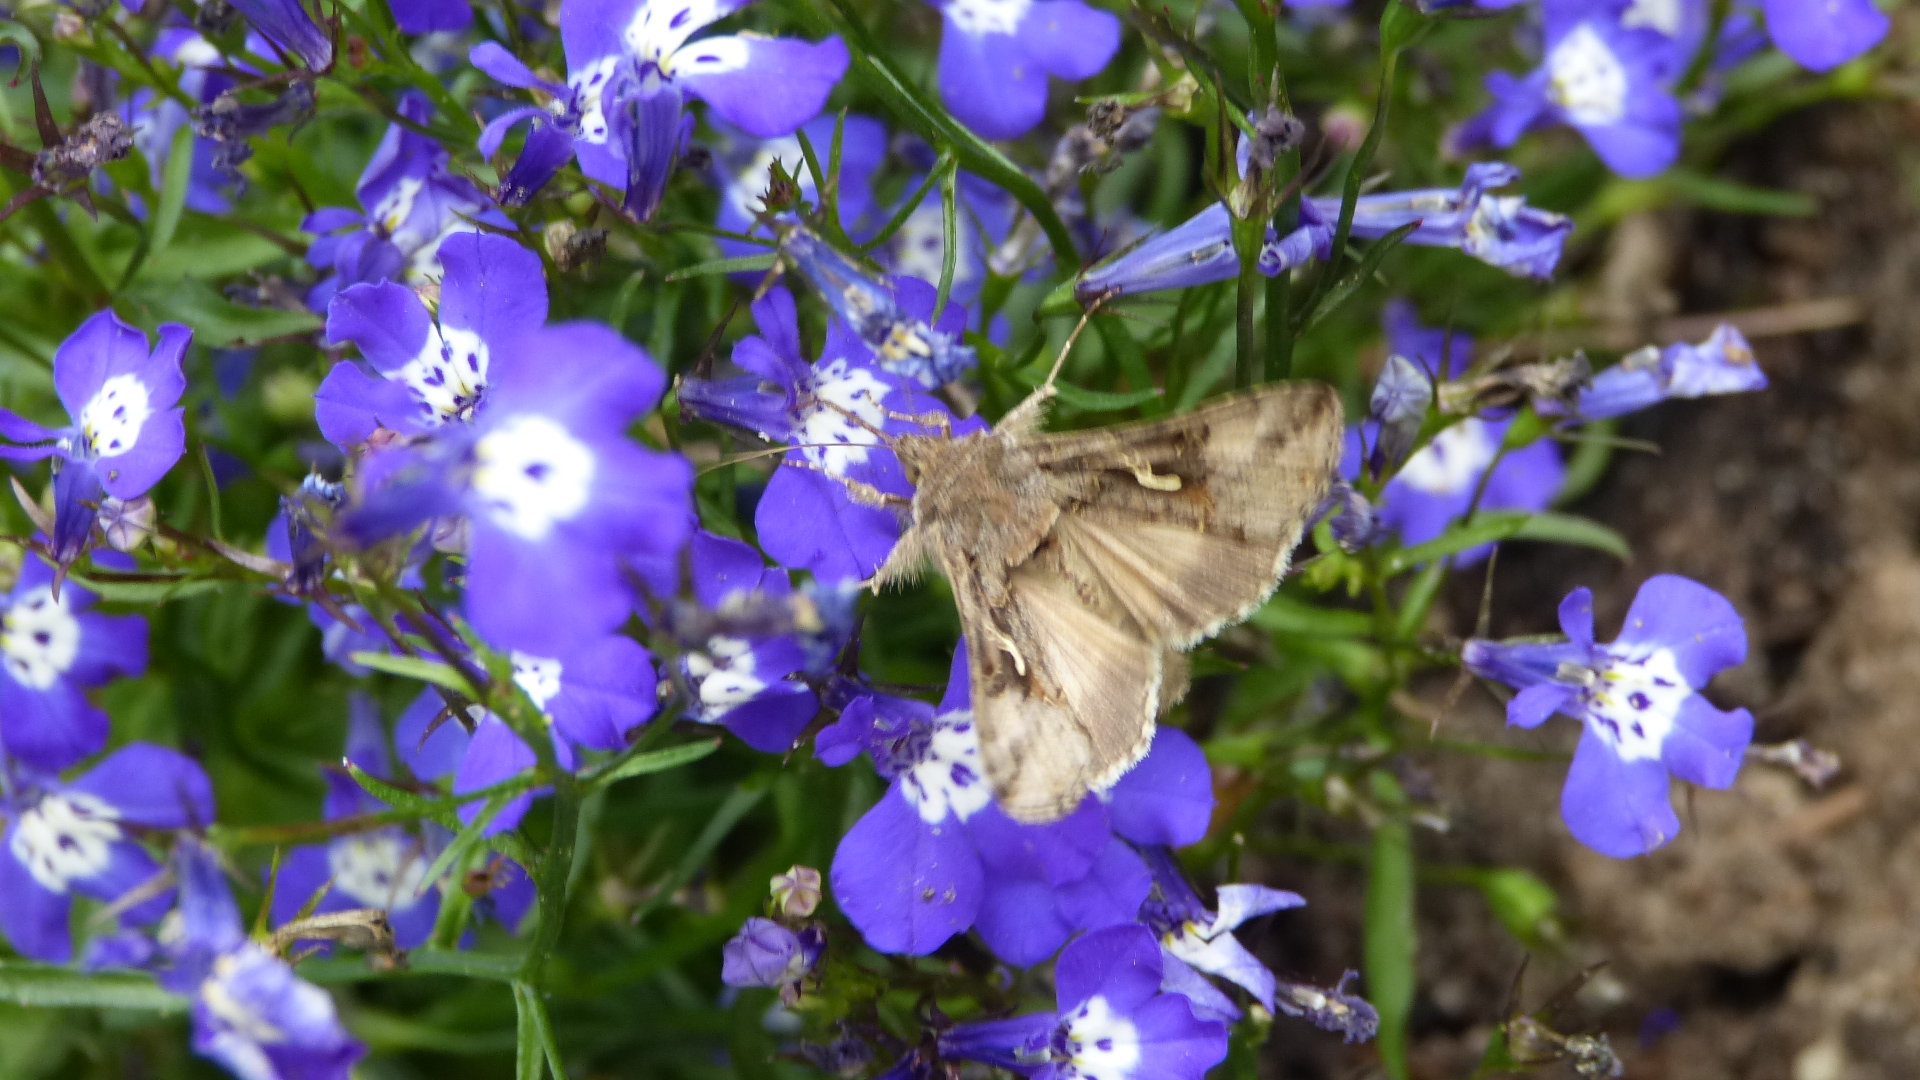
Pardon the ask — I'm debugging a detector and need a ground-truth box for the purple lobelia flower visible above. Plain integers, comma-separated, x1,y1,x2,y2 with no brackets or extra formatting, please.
1342,416,1564,565
337,299,692,656
678,287,961,582
1463,575,1754,857
1451,0,1683,178
1567,323,1766,421
1076,165,1570,303
269,696,447,949
0,311,190,569
395,630,660,835
938,925,1229,1080
318,231,546,448
1136,848,1375,1041
0,553,148,770
824,648,1212,964
668,530,822,753
721,916,826,1000
476,0,847,218
227,0,333,70
0,743,211,963
391,0,472,34
709,113,889,261
783,229,978,389
928,0,1121,139
1761,0,1888,73
303,92,510,311
94,836,366,1080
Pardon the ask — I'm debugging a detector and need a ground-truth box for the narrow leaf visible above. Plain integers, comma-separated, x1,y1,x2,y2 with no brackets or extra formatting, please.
0,963,186,1012
663,254,776,281
148,125,194,259
1364,806,1415,1079
349,653,476,694
1382,511,1629,576
587,739,722,790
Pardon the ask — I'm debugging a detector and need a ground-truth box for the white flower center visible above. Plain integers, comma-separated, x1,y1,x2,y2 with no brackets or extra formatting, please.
9,792,122,893
1581,647,1688,762
671,36,749,77
405,220,486,286
1060,995,1143,1079
1622,0,1683,36
400,324,491,425
1464,195,1525,259
470,415,596,542
901,711,992,824
372,175,424,240
328,830,431,909
624,0,730,66
683,635,765,719
570,56,622,145
512,652,564,712
200,947,291,1046
2,585,82,691
80,374,154,458
890,202,973,290
1549,24,1630,127
1396,418,1498,495
945,0,1030,37
794,359,891,475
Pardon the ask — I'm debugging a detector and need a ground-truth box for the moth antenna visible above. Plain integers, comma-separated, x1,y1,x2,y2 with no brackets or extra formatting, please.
697,442,889,475
1040,302,1102,395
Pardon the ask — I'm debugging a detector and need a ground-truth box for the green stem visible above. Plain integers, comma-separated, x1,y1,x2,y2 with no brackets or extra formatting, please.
520,779,582,986
1364,783,1415,1080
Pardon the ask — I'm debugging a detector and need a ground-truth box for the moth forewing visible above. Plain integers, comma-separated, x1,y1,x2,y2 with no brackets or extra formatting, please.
879,381,1346,823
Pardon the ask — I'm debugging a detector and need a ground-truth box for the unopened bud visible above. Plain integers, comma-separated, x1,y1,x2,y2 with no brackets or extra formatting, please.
771,865,822,918
98,496,156,553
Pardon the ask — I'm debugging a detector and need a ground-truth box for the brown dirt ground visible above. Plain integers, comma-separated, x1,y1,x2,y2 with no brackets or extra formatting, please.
1243,96,1920,1080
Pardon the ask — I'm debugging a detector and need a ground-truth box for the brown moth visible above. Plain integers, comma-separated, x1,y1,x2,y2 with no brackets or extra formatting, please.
862,374,1345,824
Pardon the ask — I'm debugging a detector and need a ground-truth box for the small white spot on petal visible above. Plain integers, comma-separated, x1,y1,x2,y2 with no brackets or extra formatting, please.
9,792,122,893
79,374,154,458
1062,995,1143,1079
1395,418,1498,496
327,830,432,909
470,415,597,541
511,652,565,712
796,360,893,474
398,324,491,425
1548,24,1630,127
2,585,82,690
902,710,991,824
945,0,1030,37
1583,647,1689,762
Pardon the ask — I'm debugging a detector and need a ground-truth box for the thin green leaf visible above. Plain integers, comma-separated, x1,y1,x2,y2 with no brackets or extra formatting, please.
348,653,476,694
148,124,194,259
663,254,777,281
0,962,186,1012
1251,594,1373,638
1382,511,1629,576
515,981,546,1080
1302,220,1419,333
513,981,567,1080
65,571,229,604
635,787,764,922
417,795,510,897
1047,383,1164,412
118,279,320,347
586,739,722,790
933,161,959,322
1364,780,1415,1080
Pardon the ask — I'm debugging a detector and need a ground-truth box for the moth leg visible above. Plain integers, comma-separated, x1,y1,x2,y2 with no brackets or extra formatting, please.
782,460,910,509
878,406,952,437
813,398,895,443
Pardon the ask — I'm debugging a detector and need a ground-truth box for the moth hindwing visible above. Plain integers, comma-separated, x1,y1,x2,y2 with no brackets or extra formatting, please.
876,382,1345,822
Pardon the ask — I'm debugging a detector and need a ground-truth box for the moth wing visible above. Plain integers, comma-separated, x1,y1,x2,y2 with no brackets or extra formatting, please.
1035,382,1344,649
962,563,1162,824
